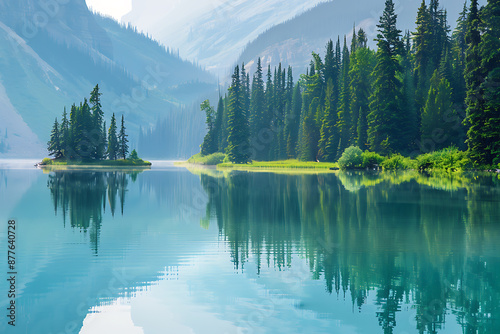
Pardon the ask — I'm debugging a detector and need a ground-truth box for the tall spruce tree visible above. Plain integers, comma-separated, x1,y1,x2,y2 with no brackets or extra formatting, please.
350,47,376,150
48,118,62,158
107,113,119,160
286,83,302,158
367,0,403,154
214,96,224,152
90,84,105,160
479,0,500,164
336,36,352,156
118,115,129,159
227,65,251,163
60,107,69,158
464,0,486,164
200,100,217,155
250,58,265,142
413,0,433,116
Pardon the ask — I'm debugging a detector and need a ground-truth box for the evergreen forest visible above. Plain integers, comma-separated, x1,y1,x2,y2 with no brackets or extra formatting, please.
47,85,131,162
200,0,500,167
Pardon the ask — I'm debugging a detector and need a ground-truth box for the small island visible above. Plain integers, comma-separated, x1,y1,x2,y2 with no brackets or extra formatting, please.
39,85,151,168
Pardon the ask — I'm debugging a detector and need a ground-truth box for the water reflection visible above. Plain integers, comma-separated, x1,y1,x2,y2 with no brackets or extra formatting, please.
47,170,142,252
198,170,500,334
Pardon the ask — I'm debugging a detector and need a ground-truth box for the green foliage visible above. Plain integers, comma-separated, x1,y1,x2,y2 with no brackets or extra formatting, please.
218,159,337,170
337,146,363,170
107,113,119,160
381,154,415,170
193,0,495,168
41,158,53,165
188,152,226,165
226,65,251,164
129,149,139,160
200,100,218,155
362,151,385,168
416,147,470,171
47,85,128,162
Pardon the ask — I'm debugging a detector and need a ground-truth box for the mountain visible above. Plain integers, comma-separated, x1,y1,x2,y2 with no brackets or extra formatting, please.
237,0,486,77
0,0,216,158
122,0,327,77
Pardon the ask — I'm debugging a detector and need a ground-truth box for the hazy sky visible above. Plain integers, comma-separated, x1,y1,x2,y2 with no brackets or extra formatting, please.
86,0,132,21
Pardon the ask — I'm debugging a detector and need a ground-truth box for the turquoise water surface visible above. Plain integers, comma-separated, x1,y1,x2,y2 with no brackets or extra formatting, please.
1,160,499,334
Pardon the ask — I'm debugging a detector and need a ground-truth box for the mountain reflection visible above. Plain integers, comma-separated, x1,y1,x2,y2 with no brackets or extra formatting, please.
199,170,500,334
47,170,141,252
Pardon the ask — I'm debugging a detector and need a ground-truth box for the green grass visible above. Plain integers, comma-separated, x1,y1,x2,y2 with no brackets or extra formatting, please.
185,152,226,165
40,157,152,167
218,159,338,170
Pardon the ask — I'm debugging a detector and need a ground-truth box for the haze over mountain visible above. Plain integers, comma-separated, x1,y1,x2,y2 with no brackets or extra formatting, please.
0,0,216,158
238,0,487,76
122,0,327,77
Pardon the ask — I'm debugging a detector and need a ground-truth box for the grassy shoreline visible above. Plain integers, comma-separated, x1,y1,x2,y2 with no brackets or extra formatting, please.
180,149,500,174
38,158,152,168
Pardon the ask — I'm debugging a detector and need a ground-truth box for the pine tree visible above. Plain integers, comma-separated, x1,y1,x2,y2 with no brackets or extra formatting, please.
214,96,224,152
107,113,119,160
227,65,251,163
90,84,105,160
479,0,500,164
48,118,62,158
102,121,107,159
337,36,352,156
286,83,302,158
60,107,69,158
367,0,403,154
200,100,217,155
450,2,468,107
413,0,433,115
464,0,486,164
350,47,376,149
249,58,266,156
118,115,129,159
319,80,339,161
421,70,455,151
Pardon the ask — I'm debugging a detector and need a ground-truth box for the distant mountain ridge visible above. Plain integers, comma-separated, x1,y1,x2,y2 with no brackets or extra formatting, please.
237,0,486,76
0,0,215,158
123,0,327,77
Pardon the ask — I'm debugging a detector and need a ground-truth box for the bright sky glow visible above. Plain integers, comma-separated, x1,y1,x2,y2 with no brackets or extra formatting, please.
86,0,132,21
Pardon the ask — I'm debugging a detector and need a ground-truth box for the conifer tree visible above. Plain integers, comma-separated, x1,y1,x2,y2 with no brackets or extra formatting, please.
350,47,376,149
337,36,352,156
214,96,224,152
479,0,500,164
319,80,339,161
200,100,217,155
48,118,62,158
90,84,105,160
367,0,403,153
118,115,129,159
250,58,265,141
285,83,302,158
107,113,119,160
227,65,251,163
60,107,70,157
464,0,486,163
413,0,433,115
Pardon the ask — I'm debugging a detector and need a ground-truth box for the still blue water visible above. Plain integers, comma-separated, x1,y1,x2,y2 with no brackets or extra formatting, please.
1,160,499,334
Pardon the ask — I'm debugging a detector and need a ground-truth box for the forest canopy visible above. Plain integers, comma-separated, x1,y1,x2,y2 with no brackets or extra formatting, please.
200,0,500,168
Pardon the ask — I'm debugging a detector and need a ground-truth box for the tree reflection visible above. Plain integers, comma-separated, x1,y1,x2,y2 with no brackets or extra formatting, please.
47,170,140,253
199,170,500,334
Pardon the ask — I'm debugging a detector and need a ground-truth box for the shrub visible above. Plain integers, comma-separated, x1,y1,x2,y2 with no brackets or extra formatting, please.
188,152,226,165
381,154,415,170
41,158,53,165
361,151,385,169
129,149,139,160
338,146,363,170
416,147,470,171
